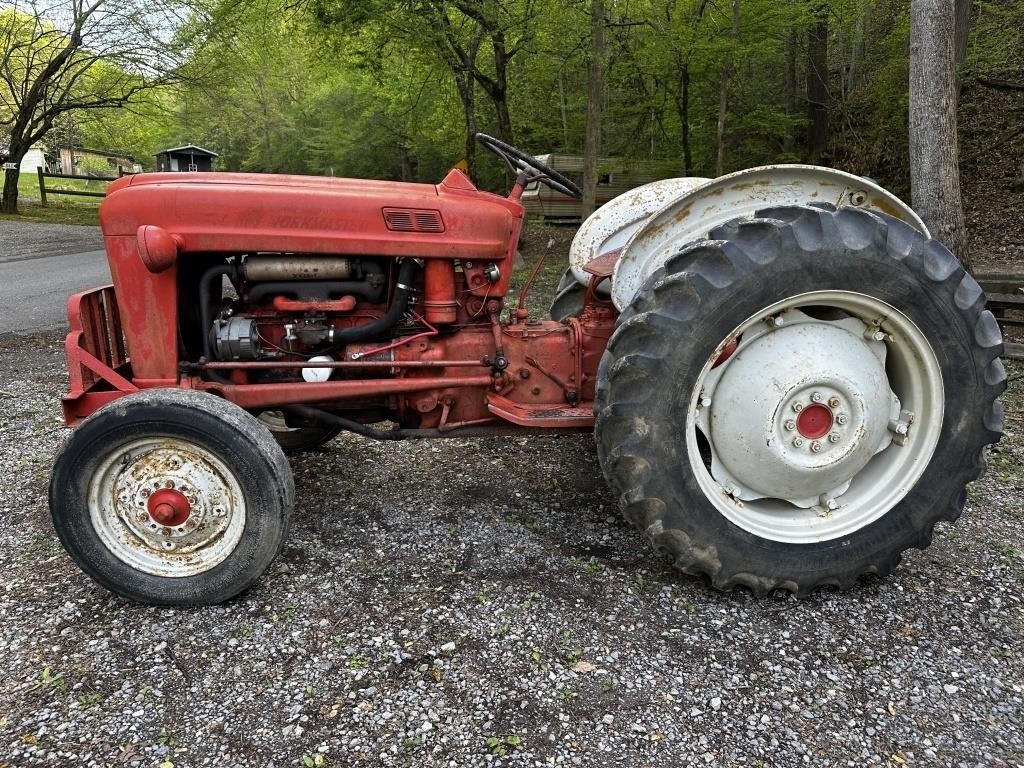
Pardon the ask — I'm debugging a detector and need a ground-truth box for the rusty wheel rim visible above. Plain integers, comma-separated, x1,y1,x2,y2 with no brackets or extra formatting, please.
88,437,247,577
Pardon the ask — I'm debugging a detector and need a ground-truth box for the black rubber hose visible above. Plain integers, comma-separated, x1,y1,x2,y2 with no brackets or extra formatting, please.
326,258,420,346
283,404,410,440
199,263,239,363
282,404,546,441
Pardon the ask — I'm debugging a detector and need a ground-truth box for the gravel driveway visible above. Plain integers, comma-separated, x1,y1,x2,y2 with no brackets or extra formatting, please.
1,273,1022,767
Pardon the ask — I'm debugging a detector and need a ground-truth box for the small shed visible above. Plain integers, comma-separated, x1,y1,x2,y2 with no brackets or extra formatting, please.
57,146,139,176
1,144,55,173
155,144,218,172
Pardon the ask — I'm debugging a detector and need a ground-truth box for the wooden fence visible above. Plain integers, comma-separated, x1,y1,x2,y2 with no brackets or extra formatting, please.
36,166,121,206
976,272,1024,360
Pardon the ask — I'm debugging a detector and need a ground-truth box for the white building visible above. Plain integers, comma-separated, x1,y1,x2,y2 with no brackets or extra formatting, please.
18,145,48,172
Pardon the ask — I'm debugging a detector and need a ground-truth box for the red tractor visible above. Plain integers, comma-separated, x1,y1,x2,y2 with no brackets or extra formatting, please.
49,134,1004,605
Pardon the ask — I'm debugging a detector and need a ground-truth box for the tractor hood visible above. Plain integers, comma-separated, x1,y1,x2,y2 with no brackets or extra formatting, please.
99,169,522,261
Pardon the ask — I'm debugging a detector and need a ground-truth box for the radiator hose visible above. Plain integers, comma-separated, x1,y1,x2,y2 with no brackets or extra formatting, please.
328,258,420,346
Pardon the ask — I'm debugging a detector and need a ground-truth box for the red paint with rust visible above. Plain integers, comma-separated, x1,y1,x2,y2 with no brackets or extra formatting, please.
62,167,621,434
270,295,357,313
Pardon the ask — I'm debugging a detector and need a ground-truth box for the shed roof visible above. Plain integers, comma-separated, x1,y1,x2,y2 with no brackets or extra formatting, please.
158,143,219,157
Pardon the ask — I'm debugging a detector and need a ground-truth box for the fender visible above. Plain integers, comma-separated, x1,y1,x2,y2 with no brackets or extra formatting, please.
605,164,929,310
568,177,710,290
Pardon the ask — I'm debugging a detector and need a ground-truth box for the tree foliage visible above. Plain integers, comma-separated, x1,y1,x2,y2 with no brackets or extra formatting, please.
0,0,189,211
5,0,1023,198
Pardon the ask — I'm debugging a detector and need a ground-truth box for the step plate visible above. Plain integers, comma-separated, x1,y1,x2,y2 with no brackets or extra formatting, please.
486,394,594,428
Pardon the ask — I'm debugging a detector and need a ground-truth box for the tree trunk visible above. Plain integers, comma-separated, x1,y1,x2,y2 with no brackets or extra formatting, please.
848,0,870,94
0,136,28,214
715,69,727,176
784,28,797,154
807,3,829,161
557,70,569,148
954,0,971,69
461,79,478,183
1,166,21,214
489,33,514,145
680,62,693,175
582,0,605,217
715,0,741,177
910,0,971,271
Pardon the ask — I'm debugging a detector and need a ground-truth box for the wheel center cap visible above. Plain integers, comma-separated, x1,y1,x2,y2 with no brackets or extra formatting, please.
706,319,897,505
796,403,833,439
147,488,191,526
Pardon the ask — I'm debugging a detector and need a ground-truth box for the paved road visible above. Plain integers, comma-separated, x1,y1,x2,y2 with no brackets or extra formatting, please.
0,220,109,334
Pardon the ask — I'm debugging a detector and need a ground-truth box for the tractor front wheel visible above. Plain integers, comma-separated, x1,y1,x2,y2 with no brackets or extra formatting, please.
50,390,294,605
595,205,1004,595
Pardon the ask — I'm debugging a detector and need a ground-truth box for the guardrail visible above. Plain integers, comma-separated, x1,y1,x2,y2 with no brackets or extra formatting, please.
36,167,121,206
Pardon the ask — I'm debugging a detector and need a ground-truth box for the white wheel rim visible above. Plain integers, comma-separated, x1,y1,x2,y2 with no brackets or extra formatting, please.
686,290,944,543
88,437,247,577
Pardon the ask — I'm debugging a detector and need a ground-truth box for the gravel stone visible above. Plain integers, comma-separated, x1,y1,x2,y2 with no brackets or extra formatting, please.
1,263,1022,767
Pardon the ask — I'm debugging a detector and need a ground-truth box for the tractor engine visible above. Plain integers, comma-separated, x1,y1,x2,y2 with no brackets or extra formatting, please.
192,249,613,432
207,255,393,365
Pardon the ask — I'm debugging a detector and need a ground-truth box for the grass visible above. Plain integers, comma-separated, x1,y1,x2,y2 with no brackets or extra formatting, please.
0,170,101,226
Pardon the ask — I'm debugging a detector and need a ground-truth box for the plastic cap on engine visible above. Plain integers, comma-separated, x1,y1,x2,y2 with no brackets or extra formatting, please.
302,356,333,383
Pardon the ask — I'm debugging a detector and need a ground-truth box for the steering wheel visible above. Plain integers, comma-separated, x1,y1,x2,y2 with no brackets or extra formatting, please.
474,132,582,199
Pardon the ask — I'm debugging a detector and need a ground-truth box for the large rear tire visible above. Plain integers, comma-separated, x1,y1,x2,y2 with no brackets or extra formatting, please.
595,205,1005,595
50,390,294,605
550,266,586,321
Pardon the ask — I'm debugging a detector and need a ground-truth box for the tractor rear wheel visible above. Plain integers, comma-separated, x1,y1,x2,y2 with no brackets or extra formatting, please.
550,266,586,321
50,389,294,605
595,205,1004,595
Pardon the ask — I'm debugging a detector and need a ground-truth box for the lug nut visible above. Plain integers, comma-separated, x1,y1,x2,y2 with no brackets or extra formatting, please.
792,402,804,413
828,432,841,443
793,438,804,447
136,512,148,522
810,392,823,403
828,397,840,408
836,414,848,425
810,441,822,453
141,488,151,498
825,498,839,510
784,420,796,431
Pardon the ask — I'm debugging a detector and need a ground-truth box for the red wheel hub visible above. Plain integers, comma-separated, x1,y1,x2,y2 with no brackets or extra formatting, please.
796,403,833,440
147,488,191,526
